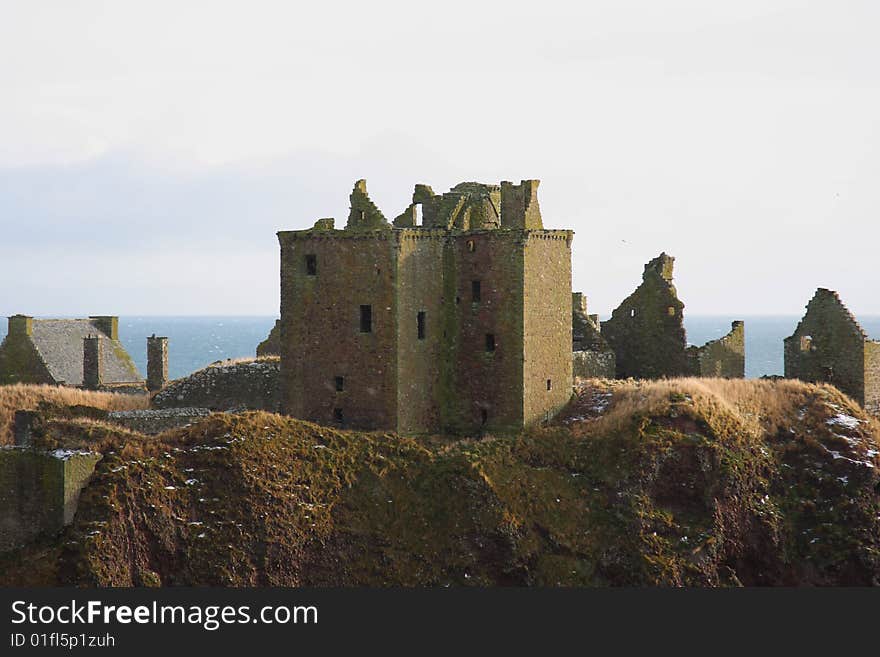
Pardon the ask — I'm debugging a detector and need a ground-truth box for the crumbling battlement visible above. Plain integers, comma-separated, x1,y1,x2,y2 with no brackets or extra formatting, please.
687,321,745,378
278,179,571,435
785,288,880,412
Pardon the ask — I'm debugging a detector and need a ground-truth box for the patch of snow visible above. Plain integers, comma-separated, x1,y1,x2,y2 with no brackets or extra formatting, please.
50,448,94,461
827,414,861,430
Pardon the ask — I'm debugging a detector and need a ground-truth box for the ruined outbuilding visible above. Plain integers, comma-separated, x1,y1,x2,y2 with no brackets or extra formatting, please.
601,254,744,379
278,179,573,434
572,292,615,379
785,288,880,413
601,254,689,378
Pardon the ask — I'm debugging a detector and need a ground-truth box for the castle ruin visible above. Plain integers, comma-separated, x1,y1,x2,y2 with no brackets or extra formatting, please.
785,288,880,413
601,254,745,379
277,179,573,434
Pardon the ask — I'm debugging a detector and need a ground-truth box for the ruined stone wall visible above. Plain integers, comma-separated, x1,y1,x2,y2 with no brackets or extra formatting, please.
107,408,213,434
0,318,54,385
784,289,867,406
153,360,279,412
573,350,616,379
256,320,280,357
687,321,745,378
0,448,100,553
601,272,688,379
394,231,446,433
446,231,525,434
522,232,573,426
865,341,880,415
279,231,397,430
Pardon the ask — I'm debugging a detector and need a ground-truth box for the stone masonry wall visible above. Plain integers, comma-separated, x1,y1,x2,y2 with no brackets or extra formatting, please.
395,231,446,433
107,408,213,435
0,318,54,385
0,448,100,553
573,350,616,379
279,230,397,430
687,321,745,378
446,231,526,434
522,232,573,426
784,289,867,406
601,254,688,379
153,360,279,412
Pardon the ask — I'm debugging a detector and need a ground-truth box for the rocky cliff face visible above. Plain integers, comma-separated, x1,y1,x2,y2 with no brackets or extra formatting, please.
2,377,879,586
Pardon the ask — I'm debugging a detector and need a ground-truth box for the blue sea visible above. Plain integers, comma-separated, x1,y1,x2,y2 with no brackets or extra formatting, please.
0,316,878,381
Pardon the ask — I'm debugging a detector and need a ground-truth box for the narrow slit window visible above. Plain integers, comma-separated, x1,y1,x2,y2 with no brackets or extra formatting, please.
485,333,495,352
333,408,344,425
472,280,481,302
360,305,372,333
305,254,317,275
417,311,426,340
334,376,345,392
547,379,552,391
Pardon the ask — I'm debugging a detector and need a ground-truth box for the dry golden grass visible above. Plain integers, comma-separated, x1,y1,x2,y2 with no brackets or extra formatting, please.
0,384,149,445
569,377,871,441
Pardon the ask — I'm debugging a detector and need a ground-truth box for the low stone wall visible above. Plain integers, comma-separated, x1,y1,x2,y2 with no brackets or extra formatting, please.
573,350,616,380
153,359,279,412
0,447,101,553
107,408,213,435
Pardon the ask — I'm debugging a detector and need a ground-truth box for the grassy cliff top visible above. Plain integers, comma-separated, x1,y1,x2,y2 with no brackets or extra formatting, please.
0,384,148,446
2,377,879,586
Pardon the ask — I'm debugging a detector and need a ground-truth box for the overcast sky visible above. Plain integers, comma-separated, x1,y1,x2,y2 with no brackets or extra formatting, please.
1,1,878,317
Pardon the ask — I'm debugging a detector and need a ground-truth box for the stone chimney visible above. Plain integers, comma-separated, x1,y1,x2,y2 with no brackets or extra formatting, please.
8,314,33,337
83,335,103,390
146,335,169,392
89,316,118,340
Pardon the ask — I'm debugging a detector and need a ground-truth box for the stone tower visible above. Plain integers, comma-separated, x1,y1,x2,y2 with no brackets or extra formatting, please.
278,179,573,435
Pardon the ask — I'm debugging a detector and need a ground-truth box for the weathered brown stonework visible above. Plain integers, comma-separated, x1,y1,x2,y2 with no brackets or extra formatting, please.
785,288,880,412
601,254,744,380
601,253,689,378
278,179,573,435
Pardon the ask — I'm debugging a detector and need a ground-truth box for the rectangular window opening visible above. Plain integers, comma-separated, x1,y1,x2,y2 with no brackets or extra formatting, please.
333,408,344,425
485,333,495,352
360,305,372,333
547,379,552,391
417,311,426,340
305,254,317,276
334,376,345,392
472,280,481,303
